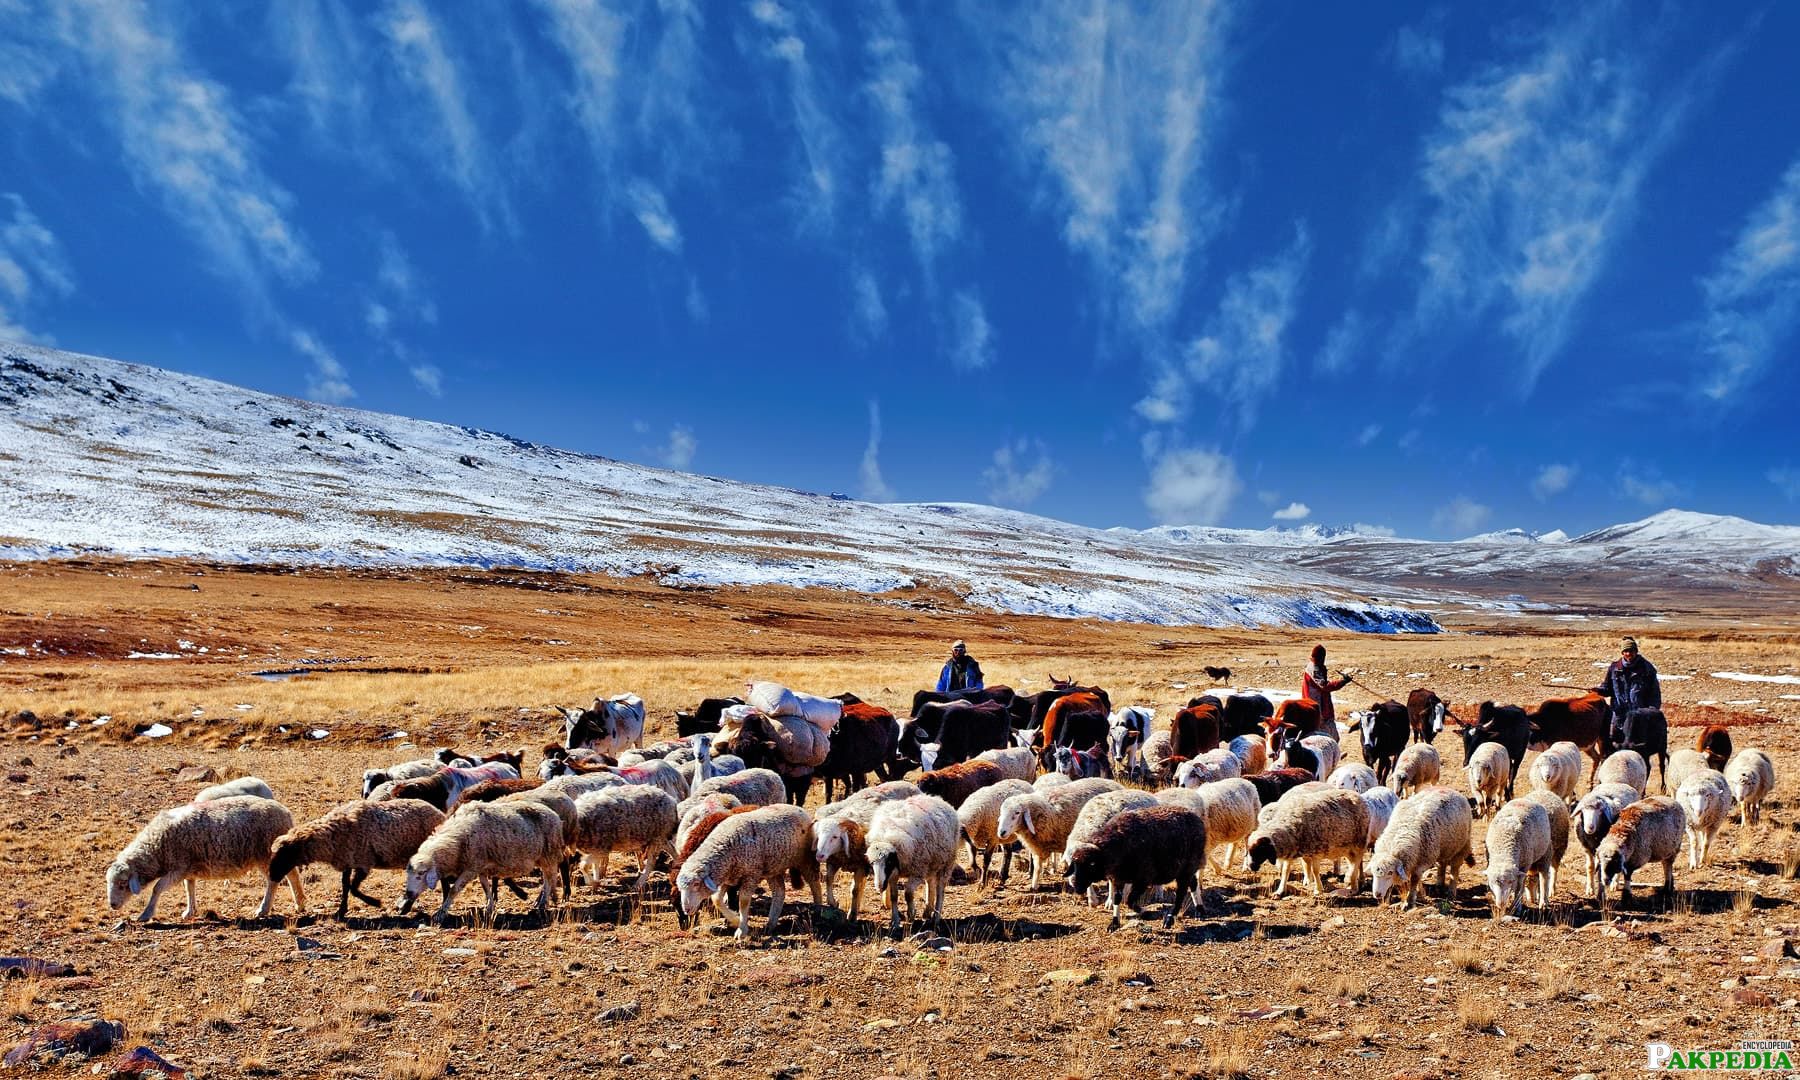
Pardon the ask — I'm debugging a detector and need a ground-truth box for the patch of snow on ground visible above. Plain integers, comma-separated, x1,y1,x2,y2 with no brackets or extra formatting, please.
1659,674,1693,680
1712,672,1800,685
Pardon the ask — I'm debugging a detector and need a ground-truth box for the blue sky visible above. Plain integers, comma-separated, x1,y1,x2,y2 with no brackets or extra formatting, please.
1,1,1797,538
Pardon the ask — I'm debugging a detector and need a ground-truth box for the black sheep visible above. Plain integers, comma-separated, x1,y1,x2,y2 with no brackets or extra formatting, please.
1066,806,1208,929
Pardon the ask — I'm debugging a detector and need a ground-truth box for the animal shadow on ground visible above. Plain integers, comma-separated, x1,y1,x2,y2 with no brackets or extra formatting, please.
803,906,1080,945
1170,917,1314,946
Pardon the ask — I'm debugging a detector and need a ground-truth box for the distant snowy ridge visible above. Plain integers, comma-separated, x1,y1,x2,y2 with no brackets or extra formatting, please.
0,344,1436,632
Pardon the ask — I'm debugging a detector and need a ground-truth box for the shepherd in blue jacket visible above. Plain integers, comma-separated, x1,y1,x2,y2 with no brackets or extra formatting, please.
936,640,984,693
1593,636,1661,745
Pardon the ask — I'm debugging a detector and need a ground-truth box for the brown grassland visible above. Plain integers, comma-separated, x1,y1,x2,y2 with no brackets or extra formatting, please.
2,558,1799,1079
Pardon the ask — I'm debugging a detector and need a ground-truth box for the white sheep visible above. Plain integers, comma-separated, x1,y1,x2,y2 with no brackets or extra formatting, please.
1227,734,1267,776
976,746,1037,784
1245,787,1370,897
539,770,627,805
1572,782,1640,897
1390,743,1441,797
1359,786,1399,851
1675,770,1734,869
1064,788,1159,907
362,757,442,798
570,786,680,901
1518,787,1571,899
1033,771,1072,790
996,777,1119,890
814,781,922,918
1172,777,1259,873
1663,748,1711,800
599,758,689,804
268,799,445,918
1595,796,1686,911
106,796,304,922
866,795,961,937
1595,750,1649,798
1527,741,1583,803
1466,742,1510,818
956,778,1035,888
194,776,274,803
1175,748,1241,788
1326,762,1379,795
1485,798,1553,917
685,767,787,812
1138,729,1177,783
1369,787,1473,908
676,803,819,939
1297,734,1341,781
1725,748,1775,826
403,801,564,924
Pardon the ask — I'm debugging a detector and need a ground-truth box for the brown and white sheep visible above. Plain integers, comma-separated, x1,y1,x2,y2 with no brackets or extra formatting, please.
268,799,445,918
1595,796,1686,911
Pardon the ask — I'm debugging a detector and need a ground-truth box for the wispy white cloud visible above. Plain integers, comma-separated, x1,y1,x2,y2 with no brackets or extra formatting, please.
0,193,74,343
864,0,961,280
1140,225,1310,421
744,0,843,230
684,274,709,324
850,267,888,344
983,1,1232,340
1770,465,1800,501
1618,459,1678,506
1271,501,1310,522
375,231,436,325
1390,15,1446,78
1432,495,1490,536
1144,446,1240,525
625,178,683,252
291,328,355,403
1408,10,1702,385
382,0,511,231
409,363,443,397
1356,423,1382,447
272,0,372,147
1352,522,1398,538
1696,157,1800,400
50,0,316,313
858,400,895,501
1531,462,1576,499
660,424,697,470
949,290,995,371
1315,309,1364,376
983,439,1054,507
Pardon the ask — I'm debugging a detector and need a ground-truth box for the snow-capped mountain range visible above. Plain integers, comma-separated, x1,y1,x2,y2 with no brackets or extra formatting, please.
2,343,1796,631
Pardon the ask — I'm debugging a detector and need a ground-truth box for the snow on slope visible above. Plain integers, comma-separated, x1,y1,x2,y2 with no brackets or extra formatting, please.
0,344,1437,632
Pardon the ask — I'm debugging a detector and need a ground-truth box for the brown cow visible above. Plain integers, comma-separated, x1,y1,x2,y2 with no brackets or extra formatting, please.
1405,689,1447,745
1265,697,1321,754
1172,702,1222,759
1040,691,1106,754
1526,693,1609,781
1696,724,1733,773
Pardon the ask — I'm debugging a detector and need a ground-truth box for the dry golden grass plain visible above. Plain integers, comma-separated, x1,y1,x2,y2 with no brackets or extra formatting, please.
3,558,1799,1079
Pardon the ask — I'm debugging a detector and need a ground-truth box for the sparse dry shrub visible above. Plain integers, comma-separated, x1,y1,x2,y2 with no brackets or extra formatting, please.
1458,991,1499,1031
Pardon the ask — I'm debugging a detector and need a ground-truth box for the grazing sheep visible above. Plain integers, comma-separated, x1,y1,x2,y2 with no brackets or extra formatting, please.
1170,776,1259,872
675,804,820,939
1663,748,1711,800
1390,744,1441,797
1572,783,1640,897
539,770,626,806
269,799,445,919
1246,787,1370,897
1227,734,1267,777
1675,770,1734,869
1326,762,1379,795
403,802,563,924
363,757,443,798
686,767,786,811
1033,772,1072,790
1175,748,1242,788
996,777,1120,890
194,776,274,803
866,795,961,937
1360,786,1399,852
1065,788,1160,906
1484,799,1554,917
916,760,1006,809
676,793,744,866
1138,729,1178,784
595,758,689,804
569,786,680,901
1466,742,1511,818
976,746,1036,784
1297,734,1341,781
1595,796,1686,911
1725,749,1775,826
813,781,922,918
107,797,304,922
956,778,1034,888
1518,788,1571,898
1595,750,1649,798
1368,787,1474,908
1526,741,1583,803
1067,806,1209,929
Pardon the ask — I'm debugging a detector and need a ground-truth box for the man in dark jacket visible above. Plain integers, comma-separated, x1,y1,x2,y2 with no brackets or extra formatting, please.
1593,636,1661,746
936,640,984,693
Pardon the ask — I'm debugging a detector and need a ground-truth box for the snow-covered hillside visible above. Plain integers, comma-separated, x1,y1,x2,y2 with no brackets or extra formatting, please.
2,344,1794,629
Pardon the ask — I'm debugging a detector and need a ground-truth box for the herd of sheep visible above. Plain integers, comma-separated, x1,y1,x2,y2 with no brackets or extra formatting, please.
103,681,1782,939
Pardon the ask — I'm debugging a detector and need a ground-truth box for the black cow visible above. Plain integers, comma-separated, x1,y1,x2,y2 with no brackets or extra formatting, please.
910,685,1014,718
1464,702,1530,800
1352,700,1410,786
1051,707,1109,755
674,696,743,737
1221,694,1274,740
934,700,1013,770
1605,707,1669,793
818,704,900,802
